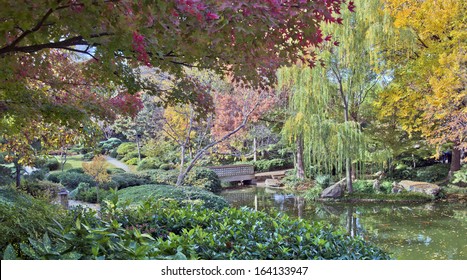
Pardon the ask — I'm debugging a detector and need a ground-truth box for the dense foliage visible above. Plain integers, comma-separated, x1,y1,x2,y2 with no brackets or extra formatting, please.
141,167,221,193
1,189,390,260
116,184,228,210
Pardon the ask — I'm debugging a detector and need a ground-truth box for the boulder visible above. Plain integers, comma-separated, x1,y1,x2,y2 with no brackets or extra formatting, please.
321,184,343,198
397,180,441,196
265,179,281,188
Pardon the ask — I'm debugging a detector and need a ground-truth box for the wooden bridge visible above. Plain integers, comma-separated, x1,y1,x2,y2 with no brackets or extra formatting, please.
207,164,292,184
207,164,255,184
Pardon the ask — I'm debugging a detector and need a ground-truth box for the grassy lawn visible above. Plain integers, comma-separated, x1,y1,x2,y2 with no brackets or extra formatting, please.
57,155,117,170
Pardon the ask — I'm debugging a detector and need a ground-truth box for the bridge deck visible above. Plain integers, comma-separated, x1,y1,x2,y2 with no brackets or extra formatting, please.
207,164,255,183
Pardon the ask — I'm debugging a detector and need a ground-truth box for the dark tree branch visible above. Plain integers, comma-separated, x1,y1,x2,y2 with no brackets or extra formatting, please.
57,47,98,61
2,5,58,52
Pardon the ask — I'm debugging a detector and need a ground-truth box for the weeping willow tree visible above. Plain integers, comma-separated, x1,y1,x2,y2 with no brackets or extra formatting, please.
279,0,393,193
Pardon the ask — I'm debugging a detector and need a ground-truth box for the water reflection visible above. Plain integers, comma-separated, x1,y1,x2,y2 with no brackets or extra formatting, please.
221,186,467,260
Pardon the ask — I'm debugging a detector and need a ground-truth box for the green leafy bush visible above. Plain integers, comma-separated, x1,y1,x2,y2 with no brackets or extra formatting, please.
74,186,111,203
250,159,292,172
19,180,62,199
22,169,48,181
43,157,60,171
304,186,323,201
46,172,60,183
136,157,162,171
99,138,122,153
380,181,393,194
281,171,304,189
0,165,13,185
183,167,222,193
315,174,331,189
116,184,229,210
82,152,95,161
451,167,467,187
141,169,178,185
107,168,126,174
415,164,450,182
66,167,85,174
116,142,137,159
140,168,220,192
353,180,375,194
388,164,449,182
125,158,139,165
110,173,150,189
122,151,141,162
109,148,118,158
3,191,390,260
0,187,66,258
159,163,175,171
56,172,96,190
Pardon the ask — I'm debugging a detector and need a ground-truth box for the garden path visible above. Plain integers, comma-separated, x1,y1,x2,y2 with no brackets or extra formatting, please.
68,199,100,211
104,156,131,172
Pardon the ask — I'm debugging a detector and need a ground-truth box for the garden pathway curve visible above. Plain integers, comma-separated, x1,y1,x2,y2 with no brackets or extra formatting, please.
104,156,131,172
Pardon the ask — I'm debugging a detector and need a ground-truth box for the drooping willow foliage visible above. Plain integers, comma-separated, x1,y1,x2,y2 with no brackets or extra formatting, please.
278,0,395,179
278,65,368,177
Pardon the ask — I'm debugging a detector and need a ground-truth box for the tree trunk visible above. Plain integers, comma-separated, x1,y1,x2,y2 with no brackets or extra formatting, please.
450,147,461,172
176,145,186,186
136,138,141,161
343,101,353,193
345,158,353,193
253,137,257,162
296,135,305,179
14,160,21,188
60,148,68,172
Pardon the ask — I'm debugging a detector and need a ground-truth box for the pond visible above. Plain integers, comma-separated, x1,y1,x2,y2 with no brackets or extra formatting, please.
220,186,467,260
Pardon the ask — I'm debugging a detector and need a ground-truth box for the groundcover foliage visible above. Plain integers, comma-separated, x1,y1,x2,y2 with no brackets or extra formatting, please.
1,189,390,260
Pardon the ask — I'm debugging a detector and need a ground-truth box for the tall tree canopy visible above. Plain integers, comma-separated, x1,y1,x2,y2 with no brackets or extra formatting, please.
279,0,390,192
1,0,353,130
377,0,467,171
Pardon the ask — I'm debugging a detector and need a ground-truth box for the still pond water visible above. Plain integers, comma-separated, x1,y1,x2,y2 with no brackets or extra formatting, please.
220,187,467,260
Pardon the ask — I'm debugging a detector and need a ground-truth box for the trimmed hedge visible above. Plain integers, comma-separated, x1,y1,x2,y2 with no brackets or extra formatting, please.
116,184,229,210
110,173,150,189
140,167,221,193
136,157,162,171
52,172,97,190
19,180,62,199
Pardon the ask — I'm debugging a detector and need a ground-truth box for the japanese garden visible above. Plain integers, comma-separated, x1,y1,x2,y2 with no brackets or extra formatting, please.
0,0,465,260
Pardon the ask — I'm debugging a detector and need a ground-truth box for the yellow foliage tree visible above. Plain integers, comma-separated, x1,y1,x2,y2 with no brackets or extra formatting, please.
82,155,111,202
377,0,467,172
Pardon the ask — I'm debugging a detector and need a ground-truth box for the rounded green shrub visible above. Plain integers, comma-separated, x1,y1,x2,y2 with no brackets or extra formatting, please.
0,188,66,258
107,168,126,174
141,169,179,185
125,158,139,165
116,142,136,159
251,159,292,172
110,173,150,189
19,180,62,199
315,174,331,189
66,167,84,174
184,167,222,193
82,152,95,161
415,164,450,182
56,172,96,190
159,163,174,171
353,180,375,194
99,138,122,153
136,157,162,171
43,157,60,171
116,184,229,210
46,172,60,183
